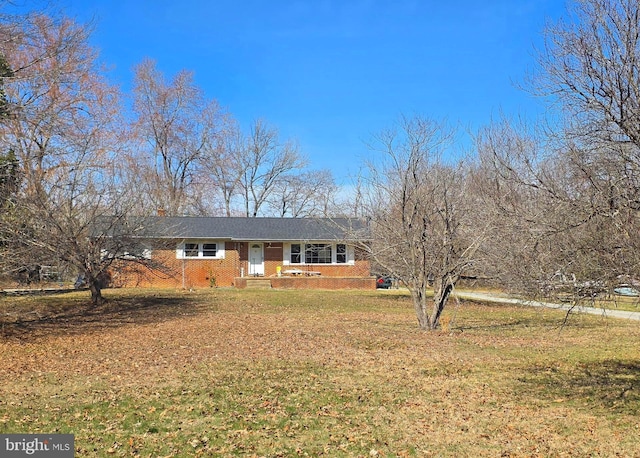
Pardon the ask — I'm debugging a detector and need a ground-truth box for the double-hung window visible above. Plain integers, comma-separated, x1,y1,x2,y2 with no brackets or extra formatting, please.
184,243,199,257
202,243,217,257
178,241,224,259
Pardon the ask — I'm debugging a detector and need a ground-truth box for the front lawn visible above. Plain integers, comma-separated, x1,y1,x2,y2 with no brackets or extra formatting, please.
1,288,639,456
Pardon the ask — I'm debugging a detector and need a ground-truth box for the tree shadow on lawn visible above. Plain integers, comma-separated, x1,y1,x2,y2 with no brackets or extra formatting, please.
0,291,208,341
451,301,611,332
519,359,640,415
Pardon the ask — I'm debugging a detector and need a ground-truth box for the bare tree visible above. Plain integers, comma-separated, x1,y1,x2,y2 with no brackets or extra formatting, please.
238,119,306,217
344,171,368,218
476,116,640,303
0,11,161,304
532,0,640,218
360,116,486,330
265,169,338,217
201,117,332,218
131,59,225,216
200,115,245,216
489,0,640,300
535,0,640,148
0,14,102,196
476,119,575,297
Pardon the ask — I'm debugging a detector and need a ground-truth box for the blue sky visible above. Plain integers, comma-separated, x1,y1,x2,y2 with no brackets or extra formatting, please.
59,0,567,185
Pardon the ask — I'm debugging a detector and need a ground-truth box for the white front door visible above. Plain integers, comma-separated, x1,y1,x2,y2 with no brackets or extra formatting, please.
249,243,264,276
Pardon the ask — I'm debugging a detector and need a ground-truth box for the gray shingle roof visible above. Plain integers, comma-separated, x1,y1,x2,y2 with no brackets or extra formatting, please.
134,217,369,241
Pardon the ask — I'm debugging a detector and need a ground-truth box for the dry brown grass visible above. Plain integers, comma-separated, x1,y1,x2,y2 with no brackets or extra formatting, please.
1,288,639,456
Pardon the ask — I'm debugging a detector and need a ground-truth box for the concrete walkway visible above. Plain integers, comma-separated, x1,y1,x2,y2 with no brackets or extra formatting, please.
454,291,640,322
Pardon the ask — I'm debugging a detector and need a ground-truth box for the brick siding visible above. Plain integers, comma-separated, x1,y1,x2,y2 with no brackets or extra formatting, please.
114,241,372,289
235,276,377,290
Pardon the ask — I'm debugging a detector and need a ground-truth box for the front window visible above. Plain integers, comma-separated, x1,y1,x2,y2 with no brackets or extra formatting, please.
202,243,217,257
178,241,225,259
184,243,199,257
305,243,332,264
291,243,301,264
285,242,353,265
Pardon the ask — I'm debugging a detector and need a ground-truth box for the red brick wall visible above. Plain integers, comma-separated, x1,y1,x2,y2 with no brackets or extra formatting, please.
114,247,242,288
235,276,376,290
114,241,371,289
280,264,371,277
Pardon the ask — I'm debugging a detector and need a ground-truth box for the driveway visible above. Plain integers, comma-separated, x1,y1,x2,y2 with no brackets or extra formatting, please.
454,291,640,322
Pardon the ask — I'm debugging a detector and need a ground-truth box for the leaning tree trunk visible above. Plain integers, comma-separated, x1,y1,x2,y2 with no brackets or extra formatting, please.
430,283,452,329
430,275,458,329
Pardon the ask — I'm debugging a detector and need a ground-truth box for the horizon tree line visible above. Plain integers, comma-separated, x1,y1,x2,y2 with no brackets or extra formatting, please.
1,0,639,328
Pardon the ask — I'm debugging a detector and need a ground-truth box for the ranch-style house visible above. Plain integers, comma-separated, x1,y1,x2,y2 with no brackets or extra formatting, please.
114,216,374,290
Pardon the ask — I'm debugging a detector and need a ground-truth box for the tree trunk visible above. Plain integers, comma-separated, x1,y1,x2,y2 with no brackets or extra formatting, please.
411,288,431,330
430,281,454,329
87,275,104,306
